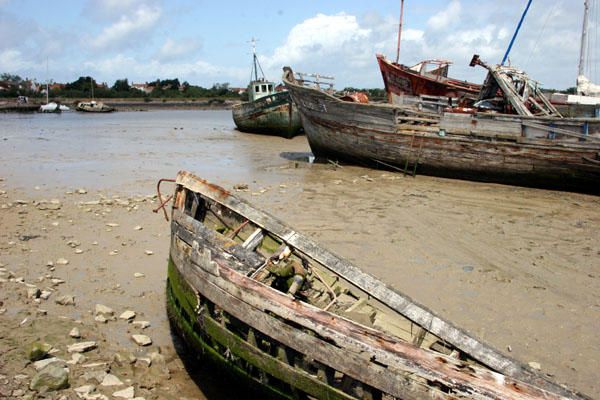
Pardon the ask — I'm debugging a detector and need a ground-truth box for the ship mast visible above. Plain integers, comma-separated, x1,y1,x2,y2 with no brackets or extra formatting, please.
395,0,405,63
578,0,590,78
249,37,266,82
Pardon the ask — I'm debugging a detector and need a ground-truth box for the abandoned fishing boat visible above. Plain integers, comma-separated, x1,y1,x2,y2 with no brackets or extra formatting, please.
75,100,114,113
377,54,480,104
232,39,302,139
162,171,588,399
377,1,480,106
283,66,600,193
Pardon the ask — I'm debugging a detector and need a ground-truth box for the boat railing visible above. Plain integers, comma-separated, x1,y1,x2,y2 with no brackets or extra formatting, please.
295,72,335,92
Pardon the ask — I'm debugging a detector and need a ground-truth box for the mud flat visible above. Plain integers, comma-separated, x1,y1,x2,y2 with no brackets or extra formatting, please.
0,110,599,398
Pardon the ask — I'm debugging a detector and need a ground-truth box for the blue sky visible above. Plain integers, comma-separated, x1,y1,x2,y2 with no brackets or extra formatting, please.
0,0,595,89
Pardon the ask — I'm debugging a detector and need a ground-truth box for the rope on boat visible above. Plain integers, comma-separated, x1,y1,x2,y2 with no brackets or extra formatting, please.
154,178,176,221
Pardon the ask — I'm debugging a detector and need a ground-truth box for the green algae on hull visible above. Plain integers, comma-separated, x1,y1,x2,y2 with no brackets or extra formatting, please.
166,257,352,400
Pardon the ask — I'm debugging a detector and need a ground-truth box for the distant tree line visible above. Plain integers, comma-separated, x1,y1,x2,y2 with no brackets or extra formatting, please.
0,73,244,99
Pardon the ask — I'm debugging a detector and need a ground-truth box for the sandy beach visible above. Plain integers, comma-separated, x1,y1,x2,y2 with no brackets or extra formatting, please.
0,110,599,399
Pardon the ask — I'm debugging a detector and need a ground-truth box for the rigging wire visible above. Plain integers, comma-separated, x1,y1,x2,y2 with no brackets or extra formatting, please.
524,0,559,71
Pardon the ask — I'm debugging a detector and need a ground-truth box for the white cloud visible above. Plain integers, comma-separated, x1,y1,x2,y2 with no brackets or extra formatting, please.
427,0,461,31
89,4,161,50
266,13,371,68
157,38,202,61
0,49,35,71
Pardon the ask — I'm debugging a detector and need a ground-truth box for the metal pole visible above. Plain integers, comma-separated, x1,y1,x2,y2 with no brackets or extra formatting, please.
578,0,590,78
395,0,405,63
501,0,533,66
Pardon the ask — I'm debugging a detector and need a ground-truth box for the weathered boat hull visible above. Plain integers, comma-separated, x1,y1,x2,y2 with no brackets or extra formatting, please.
75,102,115,113
164,171,588,399
284,68,600,194
376,54,480,103
232,91,302,138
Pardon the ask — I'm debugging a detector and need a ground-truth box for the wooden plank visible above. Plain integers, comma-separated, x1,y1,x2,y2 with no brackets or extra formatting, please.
202,313,357,400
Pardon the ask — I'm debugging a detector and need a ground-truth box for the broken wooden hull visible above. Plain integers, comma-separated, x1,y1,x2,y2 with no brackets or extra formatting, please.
376,54,481,104
283,68,600,194
232,91,302,139
165,170,588,399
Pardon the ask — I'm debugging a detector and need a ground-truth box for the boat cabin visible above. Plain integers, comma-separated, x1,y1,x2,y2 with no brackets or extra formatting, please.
247,79,275,102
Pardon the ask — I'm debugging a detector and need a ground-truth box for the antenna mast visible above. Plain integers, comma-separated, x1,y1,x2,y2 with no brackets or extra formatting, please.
395,0,405,63
249,37,266,82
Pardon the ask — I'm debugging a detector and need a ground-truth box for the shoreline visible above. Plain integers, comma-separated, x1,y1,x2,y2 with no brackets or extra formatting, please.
0,98,240,113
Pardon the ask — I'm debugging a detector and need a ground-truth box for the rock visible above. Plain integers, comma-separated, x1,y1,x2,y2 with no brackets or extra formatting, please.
95,304,114,316
28,341,53,361
133,272,144,278
27,287,41,299
144,250,153,256
132,321,150,329
51,278,66,285
113,352,136,365
77,189,87,194
55,295,75,306
95,315,108,323
82,369,107,383
39,290,52,300
68,352,86,365
30,362,69,392
113,386,134,399
33,357,66,371
528,361,541,370
74,384,95,396
67,341,97,353
136,357,151,367
109,250,118,256
100,373,122,386
69,327,81,338
75,249,84,254
106,223,119,227
233,183,249,191
56,258,69,266
131,334,152,346
133,225,142,231
119,310,136,320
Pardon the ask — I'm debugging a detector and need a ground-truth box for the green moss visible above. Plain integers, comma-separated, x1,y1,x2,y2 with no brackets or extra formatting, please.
166,257,352,400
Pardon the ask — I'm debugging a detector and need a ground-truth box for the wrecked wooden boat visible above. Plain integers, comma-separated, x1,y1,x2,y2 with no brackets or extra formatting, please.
163,170,589,399
377,54,481,105
75,100,114,113
232,40,302,139
283,66,600,193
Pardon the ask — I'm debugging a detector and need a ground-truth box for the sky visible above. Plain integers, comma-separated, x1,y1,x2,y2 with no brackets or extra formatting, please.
0,0,597,90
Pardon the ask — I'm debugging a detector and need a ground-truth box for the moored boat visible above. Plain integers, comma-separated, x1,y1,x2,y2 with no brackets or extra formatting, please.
283,66,600,193
162,171,589,399
232,39,302,139
75,100,114,113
